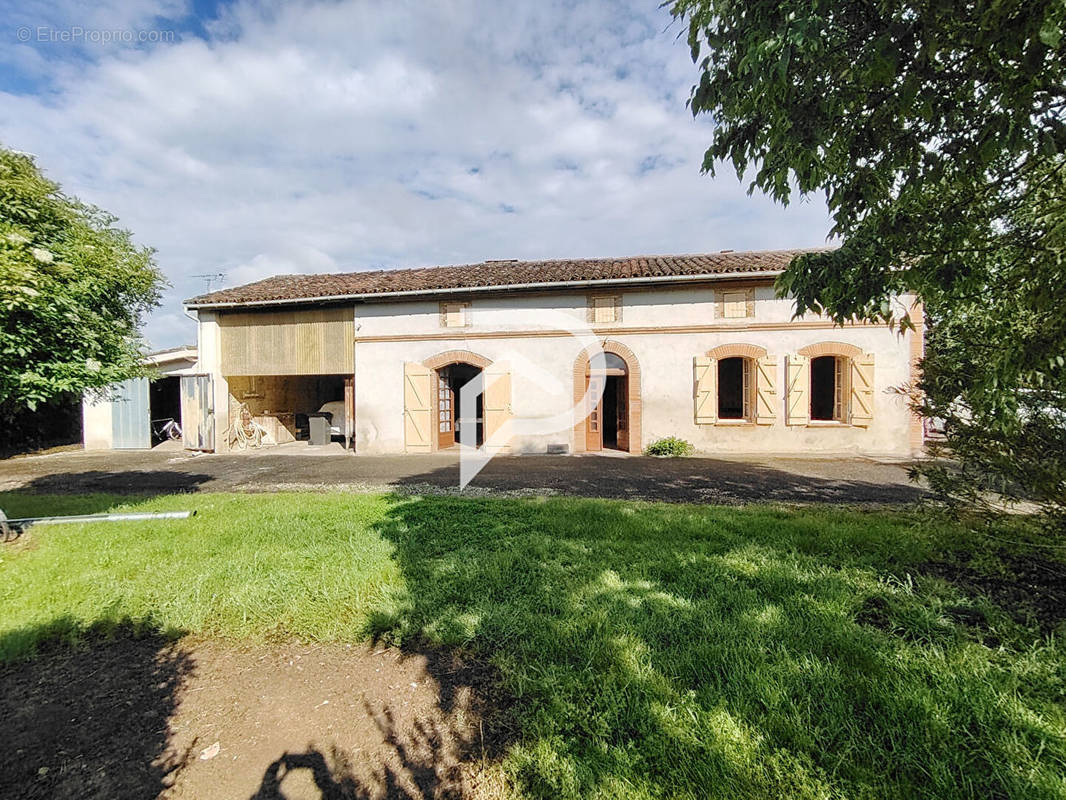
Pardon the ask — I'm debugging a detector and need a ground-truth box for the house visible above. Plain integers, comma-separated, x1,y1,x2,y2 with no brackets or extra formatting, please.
182,249,925,457
82,346,199,450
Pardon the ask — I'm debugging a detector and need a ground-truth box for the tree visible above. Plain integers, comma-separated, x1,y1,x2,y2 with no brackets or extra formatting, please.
0,147,164,426
669,0,1066,523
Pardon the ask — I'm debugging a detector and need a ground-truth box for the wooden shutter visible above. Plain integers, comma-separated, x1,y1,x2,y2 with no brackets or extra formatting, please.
833,357,846,421
344,375,355,449
585,373,604,451
742,358,753,420
403,362,432,453
439,302,468,328
849,353,875,427
755,355,777,425
786,354,810,426
483,360,512,452
721,291,746,318
694,356,717,424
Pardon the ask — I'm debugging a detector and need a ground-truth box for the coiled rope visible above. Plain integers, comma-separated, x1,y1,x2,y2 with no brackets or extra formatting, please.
232,402,265,449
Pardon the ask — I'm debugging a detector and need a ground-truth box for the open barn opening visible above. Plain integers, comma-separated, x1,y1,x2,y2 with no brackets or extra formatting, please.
225,374,351,449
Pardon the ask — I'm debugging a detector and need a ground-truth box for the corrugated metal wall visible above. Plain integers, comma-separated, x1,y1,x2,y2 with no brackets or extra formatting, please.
111,377,151,449
219,307,355,375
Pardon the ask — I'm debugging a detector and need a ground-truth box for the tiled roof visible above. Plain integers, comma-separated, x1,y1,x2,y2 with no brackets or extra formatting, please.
185,248,828,308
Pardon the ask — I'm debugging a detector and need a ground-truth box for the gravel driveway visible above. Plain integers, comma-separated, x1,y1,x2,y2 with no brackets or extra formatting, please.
0,447,924,505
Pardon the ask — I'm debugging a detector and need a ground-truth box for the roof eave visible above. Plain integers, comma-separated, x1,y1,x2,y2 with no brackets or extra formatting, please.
183,269,784,311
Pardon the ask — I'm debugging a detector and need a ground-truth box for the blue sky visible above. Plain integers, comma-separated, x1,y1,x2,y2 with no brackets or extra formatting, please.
0,0,833,349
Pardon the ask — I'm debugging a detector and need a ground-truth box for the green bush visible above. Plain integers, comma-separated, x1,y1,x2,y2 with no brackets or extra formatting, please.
644,436,694,457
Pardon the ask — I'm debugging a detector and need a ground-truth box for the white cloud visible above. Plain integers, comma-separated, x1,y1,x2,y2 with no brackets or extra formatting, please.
0,0,833,349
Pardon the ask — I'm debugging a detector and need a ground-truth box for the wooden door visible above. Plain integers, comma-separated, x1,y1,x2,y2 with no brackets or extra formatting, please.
585,373,603,451
436,369,455,449
181,374,215,451
615,376,629,452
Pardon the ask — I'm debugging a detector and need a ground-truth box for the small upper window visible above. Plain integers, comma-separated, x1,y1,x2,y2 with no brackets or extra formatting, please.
589,295,621,324
440,301,469,328
720,288,754,319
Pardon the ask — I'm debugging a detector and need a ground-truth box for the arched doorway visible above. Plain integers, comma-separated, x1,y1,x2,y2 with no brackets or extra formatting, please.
435,362,484,448
422,350,493,450
573,341,641,454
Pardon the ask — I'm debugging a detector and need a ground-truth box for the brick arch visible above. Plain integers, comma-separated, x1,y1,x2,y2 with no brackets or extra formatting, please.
423,349,492,370
572,339,642,454
798,341,863,359
706,343,767,361
422,350,492,453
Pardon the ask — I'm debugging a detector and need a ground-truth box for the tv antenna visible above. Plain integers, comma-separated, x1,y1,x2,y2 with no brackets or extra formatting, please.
192,273,226,292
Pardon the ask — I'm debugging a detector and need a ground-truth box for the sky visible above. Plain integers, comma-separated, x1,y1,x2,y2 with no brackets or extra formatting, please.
0,0,833,349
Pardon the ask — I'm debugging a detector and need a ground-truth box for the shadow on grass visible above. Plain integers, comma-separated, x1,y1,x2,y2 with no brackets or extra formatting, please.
367,495,1064,800
0,617,192,800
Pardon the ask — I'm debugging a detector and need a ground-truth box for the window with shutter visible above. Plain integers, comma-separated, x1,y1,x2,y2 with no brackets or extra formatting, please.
589,295,621,324
811,355,844,421
717,357,747,419
722,291,747,318
439,301,469,328
718,288,756,319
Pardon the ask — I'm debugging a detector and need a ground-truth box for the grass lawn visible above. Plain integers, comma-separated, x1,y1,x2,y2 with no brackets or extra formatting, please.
1,491,1064,799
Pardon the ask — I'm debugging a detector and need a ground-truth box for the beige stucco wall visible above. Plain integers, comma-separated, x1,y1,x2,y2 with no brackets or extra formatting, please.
352,330,916,456
352,282,826,337
635,326,913,455
81,395,113,450
194,284,920,456
354,334,582,454
347,284,920,457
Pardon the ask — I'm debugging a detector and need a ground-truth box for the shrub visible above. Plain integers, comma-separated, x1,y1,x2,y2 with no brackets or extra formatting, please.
644,437,694,457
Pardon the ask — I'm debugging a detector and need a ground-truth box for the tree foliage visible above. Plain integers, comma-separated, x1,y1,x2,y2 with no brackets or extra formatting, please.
0,147,164,421
670,0,1066,522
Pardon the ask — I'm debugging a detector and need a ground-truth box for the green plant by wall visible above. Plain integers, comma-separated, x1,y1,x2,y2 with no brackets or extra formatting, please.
644,437,694,457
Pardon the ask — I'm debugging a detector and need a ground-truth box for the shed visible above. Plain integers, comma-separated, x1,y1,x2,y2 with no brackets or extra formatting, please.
82,347,199,450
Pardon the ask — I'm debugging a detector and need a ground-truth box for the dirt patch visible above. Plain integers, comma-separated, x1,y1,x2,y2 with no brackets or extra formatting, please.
0,630,191,799
0,633,511,800
917,552,1066,634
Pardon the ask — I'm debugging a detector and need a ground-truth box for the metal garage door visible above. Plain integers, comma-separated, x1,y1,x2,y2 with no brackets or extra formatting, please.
180,374,215,451
111,377,151,449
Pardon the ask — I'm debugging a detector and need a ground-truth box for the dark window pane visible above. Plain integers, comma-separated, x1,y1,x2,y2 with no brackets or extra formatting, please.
718,357,745,419
811,356,836,420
